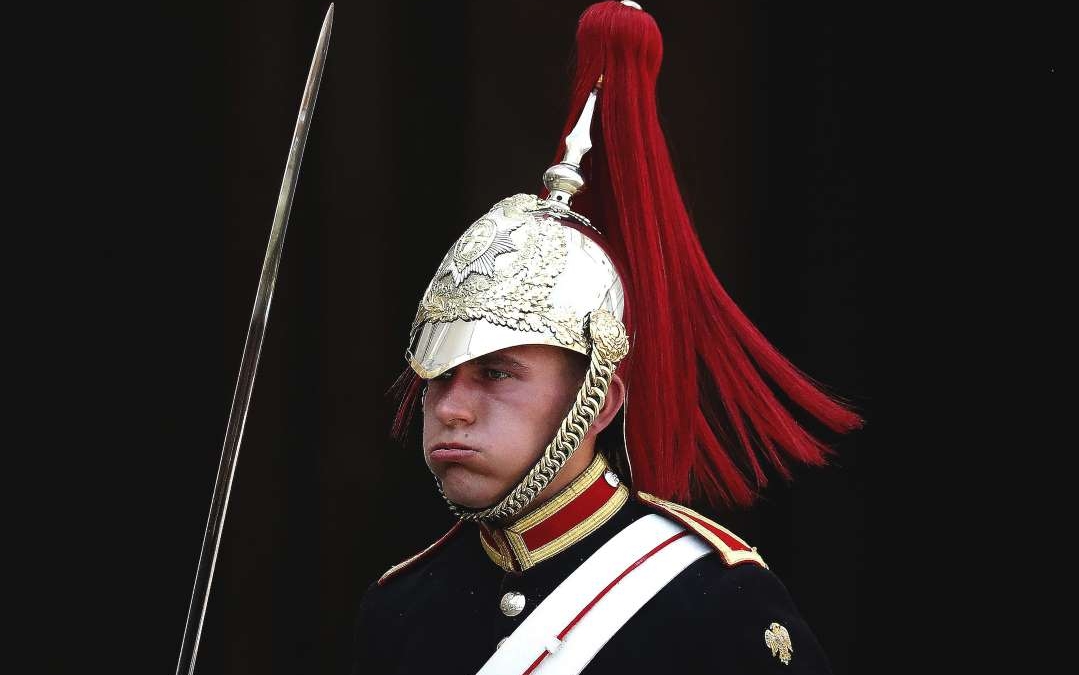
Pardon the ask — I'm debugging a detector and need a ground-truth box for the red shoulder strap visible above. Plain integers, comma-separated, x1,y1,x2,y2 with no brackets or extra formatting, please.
377,521,465,586
636,492,767,568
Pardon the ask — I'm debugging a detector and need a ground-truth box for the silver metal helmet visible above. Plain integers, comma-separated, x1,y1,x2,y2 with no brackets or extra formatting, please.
408,194,624,379
406,89,631,523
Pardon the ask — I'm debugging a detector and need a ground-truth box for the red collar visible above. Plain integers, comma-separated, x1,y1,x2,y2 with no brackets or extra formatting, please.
478,453,628,572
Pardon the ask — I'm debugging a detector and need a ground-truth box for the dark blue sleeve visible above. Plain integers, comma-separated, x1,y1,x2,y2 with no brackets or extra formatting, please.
704,561,833,674
591,555,833,674
349,581,392,675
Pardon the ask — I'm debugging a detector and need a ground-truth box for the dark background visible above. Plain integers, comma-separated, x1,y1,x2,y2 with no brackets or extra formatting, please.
33,0,1030,673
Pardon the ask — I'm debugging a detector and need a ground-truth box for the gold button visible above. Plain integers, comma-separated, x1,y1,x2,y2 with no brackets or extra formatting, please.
500,591,526,616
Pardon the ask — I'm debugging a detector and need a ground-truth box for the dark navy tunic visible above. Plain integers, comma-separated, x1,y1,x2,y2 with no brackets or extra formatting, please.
350,496,831,674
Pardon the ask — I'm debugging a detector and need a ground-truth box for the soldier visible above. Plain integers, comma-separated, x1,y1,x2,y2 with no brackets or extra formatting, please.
351,2,862,673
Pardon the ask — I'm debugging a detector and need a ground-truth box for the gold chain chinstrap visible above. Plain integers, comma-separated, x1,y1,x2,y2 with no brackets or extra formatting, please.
437,310,629,522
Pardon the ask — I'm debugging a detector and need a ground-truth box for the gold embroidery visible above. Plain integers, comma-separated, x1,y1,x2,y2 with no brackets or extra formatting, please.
479,528,512,571
765,622,793,665
478,454,628,572
506,485,628,570
636,492,767,568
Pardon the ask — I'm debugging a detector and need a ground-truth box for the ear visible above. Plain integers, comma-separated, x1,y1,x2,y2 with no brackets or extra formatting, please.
585,373,625,440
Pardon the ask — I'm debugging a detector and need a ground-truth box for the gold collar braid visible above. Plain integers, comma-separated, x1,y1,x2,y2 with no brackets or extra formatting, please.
437,309,630,523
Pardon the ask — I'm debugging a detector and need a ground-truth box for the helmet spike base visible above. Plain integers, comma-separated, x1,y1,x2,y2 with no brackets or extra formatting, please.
543,88,600,209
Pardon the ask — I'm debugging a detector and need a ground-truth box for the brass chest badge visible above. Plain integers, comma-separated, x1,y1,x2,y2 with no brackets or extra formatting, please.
765,622,793,665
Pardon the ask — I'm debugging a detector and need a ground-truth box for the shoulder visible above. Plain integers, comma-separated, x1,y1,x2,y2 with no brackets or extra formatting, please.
375,520,466,586
635,491,767,568
672,560,833,673
620,496,833,672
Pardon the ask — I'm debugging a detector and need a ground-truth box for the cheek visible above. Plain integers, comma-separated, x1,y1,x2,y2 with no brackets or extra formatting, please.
500,385,575,447
420,380,574,459
531,378,579,422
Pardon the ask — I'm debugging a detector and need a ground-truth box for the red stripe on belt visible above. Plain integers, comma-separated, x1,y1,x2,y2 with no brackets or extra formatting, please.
521,530,690,675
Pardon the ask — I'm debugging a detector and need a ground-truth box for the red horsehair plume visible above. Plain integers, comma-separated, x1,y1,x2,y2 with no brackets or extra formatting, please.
547,1,863,507
395,1,863,509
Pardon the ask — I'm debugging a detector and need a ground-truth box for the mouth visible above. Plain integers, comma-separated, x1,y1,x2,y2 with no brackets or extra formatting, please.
428,442,481,463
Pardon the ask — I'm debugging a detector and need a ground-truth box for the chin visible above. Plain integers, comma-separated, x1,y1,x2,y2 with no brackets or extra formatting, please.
439,471,501,509
443,486,499,509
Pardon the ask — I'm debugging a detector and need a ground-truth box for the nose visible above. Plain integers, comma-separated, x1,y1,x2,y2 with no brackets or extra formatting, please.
427,372,478,428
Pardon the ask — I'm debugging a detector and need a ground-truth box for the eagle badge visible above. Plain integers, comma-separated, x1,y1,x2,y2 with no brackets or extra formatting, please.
765,622,793,665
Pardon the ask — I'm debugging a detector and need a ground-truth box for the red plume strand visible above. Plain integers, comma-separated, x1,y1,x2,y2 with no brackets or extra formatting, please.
553,2,863,507
391,368,423,442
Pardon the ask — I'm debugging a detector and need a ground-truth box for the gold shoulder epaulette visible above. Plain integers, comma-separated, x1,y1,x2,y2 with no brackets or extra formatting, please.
377,521,464,586
636,492,767,568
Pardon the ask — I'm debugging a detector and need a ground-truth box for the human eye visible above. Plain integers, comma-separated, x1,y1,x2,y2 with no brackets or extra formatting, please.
484,369,511,381
434,369,454,381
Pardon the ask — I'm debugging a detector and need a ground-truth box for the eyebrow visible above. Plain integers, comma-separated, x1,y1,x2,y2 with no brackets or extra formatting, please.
475,354,530,372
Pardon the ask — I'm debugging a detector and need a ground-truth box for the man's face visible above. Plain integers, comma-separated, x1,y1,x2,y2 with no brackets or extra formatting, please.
422,344,585,509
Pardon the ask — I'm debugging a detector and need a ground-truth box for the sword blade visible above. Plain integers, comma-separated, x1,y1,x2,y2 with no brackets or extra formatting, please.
175,6,334,674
